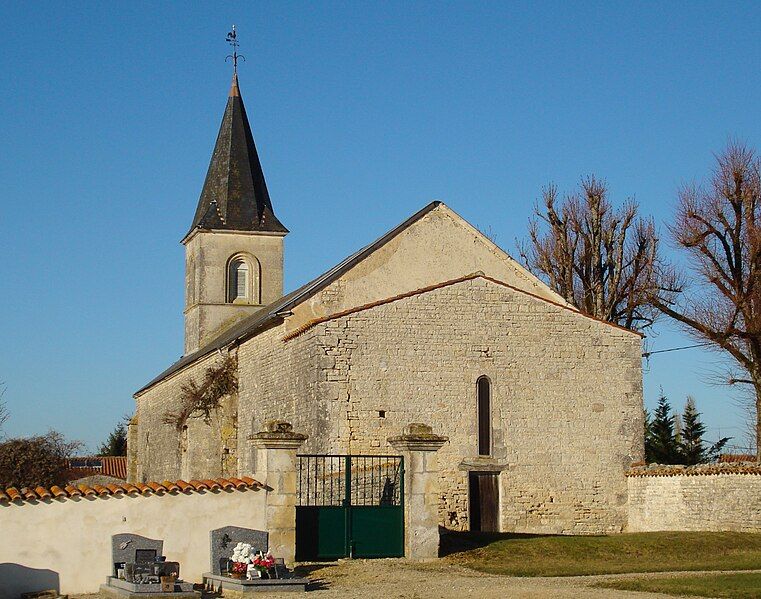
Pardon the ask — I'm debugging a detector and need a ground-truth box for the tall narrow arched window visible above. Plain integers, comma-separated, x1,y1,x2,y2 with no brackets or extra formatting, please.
477,376,491,456
228,258,249,302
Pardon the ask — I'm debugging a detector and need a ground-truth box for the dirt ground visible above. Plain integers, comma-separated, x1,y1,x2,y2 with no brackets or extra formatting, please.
290,558,652,598
78,559,761,598
292,558,748,598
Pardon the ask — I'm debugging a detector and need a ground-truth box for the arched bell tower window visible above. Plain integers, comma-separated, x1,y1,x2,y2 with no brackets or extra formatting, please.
227,254,261,304
477,376,491,456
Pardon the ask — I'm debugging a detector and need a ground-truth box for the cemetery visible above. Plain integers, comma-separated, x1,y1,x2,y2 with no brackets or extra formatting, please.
0,422,445,598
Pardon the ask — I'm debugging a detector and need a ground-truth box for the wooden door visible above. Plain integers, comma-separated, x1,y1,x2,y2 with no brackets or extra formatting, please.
469,472,499,532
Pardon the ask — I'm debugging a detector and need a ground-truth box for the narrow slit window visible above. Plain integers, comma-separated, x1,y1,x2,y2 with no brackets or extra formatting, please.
477,376,491,456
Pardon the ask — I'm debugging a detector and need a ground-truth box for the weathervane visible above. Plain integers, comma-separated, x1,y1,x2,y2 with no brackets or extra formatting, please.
225,25,246,73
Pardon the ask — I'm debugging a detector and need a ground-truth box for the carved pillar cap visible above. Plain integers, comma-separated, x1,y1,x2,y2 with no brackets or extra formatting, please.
251,420,308,449
388,423,448,452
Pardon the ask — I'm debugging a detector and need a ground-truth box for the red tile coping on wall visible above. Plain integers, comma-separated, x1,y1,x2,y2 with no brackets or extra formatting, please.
627,463,761,477
719,453,757,463
0,476,263,505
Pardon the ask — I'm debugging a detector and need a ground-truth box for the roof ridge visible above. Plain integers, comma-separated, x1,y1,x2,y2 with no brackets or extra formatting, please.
0,476,263,506
136,201,443,395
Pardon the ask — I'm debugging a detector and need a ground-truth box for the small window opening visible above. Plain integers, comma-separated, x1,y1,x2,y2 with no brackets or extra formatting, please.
378,410,386,418
477,376,491,456
228,259,249,302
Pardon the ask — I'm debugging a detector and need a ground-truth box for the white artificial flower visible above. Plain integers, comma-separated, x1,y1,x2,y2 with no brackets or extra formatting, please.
231,542,256,563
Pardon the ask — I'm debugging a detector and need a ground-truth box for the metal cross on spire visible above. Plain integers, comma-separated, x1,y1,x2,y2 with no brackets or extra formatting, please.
225,25,246,73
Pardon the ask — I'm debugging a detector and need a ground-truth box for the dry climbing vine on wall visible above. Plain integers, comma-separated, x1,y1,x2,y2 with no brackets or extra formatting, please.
163,354,238,430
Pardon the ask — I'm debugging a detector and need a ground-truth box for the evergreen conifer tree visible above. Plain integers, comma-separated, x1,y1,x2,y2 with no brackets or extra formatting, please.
98,416,128,457
647,393,681,464
679,397,730,465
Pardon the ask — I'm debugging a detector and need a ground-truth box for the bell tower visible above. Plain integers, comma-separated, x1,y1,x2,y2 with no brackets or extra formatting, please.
182,68,288,355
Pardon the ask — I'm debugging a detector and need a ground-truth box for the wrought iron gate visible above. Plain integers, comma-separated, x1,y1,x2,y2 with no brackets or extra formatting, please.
295,455,404,560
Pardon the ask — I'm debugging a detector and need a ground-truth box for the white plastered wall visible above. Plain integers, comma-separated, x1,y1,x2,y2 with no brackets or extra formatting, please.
0,488,266,598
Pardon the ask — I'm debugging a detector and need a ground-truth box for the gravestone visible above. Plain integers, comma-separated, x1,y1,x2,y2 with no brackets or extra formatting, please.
111,534,163,577
209,526,268,575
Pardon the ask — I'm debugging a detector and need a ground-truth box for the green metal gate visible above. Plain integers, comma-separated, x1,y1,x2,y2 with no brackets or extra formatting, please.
295,455,404,560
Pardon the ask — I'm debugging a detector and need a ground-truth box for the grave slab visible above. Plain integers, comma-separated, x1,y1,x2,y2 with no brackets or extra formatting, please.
203,572,307,593
209,526,268,575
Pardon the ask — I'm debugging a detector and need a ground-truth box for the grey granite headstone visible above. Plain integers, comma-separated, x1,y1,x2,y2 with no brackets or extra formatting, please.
111,534,163,576
209,526,268,575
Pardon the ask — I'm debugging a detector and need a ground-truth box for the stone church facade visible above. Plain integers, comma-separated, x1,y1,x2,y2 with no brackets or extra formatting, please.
130,73,644,534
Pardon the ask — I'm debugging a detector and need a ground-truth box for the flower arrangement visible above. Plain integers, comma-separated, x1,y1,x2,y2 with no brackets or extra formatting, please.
231,542,255,564
252,551,275,576
228,543,276,579
230,561,247,576
229,542,255,578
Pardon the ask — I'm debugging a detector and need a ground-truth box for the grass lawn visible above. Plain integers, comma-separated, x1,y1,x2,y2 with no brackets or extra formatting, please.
595,572,761,598
441,531,761,577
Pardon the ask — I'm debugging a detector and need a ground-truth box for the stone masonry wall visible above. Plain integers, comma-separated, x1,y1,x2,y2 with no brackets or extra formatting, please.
241,276,642,534
133,351,238,482
236,325,343,475
628,468,761,532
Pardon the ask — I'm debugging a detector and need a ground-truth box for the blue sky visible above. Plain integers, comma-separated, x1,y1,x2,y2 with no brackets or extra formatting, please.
1,2,759,451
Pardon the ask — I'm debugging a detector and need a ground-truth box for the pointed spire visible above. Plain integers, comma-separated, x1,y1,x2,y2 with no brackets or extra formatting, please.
229,72,240,98
187,75,288,238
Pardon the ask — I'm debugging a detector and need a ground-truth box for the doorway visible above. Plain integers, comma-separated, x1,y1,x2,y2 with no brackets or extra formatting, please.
469,471,499,532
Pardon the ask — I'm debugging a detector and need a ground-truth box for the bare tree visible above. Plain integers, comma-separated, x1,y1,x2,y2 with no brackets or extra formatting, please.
0,383,8,436
651,142,761,460
520,177,678,331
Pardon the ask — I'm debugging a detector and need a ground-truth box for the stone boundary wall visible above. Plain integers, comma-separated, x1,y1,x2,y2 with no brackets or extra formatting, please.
627,464,761,532
0,483,267,598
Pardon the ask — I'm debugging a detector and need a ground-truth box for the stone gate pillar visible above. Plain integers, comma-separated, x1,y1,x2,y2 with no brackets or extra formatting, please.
251,421,308,566
388,423,448,560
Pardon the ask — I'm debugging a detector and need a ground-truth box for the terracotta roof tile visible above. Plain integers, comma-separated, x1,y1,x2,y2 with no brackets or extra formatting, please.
50,486,67,499
719,454,756,463
627,463,761,477
64,456,128,481
92,484,111,496
174,481,192,493
133,483,152,495
34,486,51,499
65,485,82,497
78,484,97,496
1,475,262,506
121,482,140,494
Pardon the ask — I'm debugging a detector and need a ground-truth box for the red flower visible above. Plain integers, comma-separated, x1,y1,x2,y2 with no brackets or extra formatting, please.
231,562,247,574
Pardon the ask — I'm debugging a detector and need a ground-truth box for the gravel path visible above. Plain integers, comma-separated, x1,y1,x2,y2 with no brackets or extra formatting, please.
284,559,674,598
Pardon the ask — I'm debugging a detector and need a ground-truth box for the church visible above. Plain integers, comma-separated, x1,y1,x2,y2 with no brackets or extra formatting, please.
129,71,644,535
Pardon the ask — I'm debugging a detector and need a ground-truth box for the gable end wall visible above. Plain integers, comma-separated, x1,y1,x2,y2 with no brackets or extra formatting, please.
238,277,643,534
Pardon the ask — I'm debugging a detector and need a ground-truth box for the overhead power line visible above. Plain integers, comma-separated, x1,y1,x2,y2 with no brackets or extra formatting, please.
642,343,711,359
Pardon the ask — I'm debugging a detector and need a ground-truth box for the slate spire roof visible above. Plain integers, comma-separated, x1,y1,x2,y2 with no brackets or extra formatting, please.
187,73,288,238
